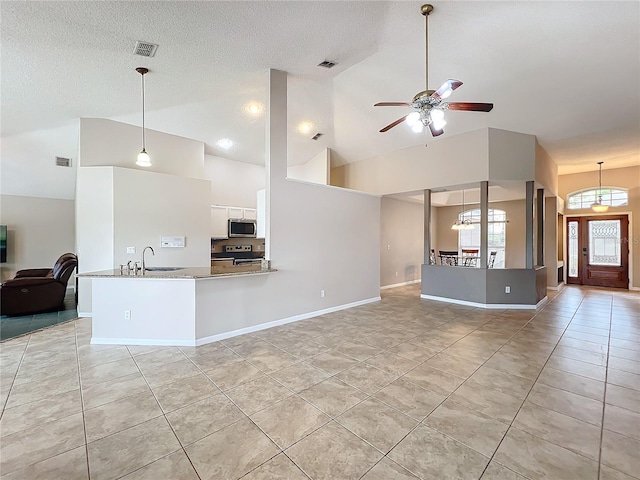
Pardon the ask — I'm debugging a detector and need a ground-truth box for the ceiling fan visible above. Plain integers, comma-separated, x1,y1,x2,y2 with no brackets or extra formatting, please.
375,4,493,138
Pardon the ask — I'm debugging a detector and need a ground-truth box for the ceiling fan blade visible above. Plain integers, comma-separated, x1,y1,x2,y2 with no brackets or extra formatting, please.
374,102,410,107
380,115,409,133
431,79,463,100
448,102,494,112
429,123,444,137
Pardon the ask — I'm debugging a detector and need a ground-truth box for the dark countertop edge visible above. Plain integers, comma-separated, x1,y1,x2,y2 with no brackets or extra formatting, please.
77,268,277,280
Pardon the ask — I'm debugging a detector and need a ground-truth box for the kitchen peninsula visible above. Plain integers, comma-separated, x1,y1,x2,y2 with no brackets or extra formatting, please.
79,266,276,347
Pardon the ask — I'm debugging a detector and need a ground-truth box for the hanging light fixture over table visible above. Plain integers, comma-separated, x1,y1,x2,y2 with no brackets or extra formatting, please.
591,161,608,213
135,67,151,167
451,189,474,230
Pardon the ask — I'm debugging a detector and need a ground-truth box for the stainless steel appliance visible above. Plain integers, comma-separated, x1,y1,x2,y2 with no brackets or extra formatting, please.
228,219,257,238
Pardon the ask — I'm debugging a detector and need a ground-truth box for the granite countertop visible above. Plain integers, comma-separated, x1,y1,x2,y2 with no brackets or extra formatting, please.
77,266,276,280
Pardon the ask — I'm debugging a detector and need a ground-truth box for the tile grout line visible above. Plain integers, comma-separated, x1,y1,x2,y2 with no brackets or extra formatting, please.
74,320,92,480
0,334,31,421
472,287,589,478
126,346,205,480
596,298,613,480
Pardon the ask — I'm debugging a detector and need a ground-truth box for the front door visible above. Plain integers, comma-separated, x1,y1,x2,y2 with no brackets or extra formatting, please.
566,215,629,289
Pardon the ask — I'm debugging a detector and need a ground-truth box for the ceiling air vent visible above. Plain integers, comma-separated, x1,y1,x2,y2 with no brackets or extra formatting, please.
317,60,337,69
311,133,323,141
133,41,159,57
55,156,72,167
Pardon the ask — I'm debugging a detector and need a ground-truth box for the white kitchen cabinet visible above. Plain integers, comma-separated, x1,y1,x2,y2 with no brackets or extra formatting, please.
210,206,229,238
243,208,257,220
227,207,243,219
256,189,265,238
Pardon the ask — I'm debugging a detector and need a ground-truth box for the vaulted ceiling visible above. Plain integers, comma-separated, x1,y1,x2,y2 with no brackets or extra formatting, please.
2,1,638,198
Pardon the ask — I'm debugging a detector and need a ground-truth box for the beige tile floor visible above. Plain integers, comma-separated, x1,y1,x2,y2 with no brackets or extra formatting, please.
1,284,639,479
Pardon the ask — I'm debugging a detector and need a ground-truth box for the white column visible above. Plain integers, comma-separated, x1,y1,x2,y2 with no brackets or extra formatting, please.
265,69,288,259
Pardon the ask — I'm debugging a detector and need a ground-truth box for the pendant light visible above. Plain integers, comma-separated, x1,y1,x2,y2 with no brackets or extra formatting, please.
591,161,608,213
135,67,151,167
451,189,474,230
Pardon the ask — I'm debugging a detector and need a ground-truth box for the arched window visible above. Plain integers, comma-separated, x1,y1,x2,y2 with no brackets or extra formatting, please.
567,188,628,210
458,209,506,268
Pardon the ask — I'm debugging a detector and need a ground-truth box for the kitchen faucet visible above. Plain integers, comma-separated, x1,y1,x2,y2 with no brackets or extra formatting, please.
142,246,155,271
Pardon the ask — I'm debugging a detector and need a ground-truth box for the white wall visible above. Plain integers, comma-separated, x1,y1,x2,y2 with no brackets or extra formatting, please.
194,70,381,338
204,154,265,208
0,122,79,200
287,148,329,185
76,167,114,313
331,128,539,197
380,197,423,287
0,195,76,281
331,129,489,195
112,168,211,269
79,118,205,179
76,119,210,313
488,129,536,183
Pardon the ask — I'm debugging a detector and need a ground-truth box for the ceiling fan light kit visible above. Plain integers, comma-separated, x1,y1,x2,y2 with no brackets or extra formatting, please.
591,161,609,213
375,4,494,139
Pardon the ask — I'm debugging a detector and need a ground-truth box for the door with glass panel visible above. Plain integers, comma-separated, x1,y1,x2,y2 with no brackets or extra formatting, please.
566,215,629,288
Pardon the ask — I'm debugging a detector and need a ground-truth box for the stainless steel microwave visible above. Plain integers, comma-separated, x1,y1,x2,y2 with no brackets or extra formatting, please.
228,219,257,238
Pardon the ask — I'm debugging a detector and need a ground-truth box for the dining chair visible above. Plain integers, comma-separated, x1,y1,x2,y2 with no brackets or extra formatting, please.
488,251,497,268
461,249,479,267
439,250,459,266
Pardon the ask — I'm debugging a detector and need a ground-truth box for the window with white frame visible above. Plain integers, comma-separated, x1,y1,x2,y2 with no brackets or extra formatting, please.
567,188,628,210
458,209,506,268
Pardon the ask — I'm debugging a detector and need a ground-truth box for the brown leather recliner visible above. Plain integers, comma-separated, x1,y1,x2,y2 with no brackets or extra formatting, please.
1,253,78,316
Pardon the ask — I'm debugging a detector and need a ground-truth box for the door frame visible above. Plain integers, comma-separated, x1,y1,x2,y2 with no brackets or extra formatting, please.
565,213,631,289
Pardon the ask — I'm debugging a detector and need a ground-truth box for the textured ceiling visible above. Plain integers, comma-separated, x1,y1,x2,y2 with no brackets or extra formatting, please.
1,0,639,193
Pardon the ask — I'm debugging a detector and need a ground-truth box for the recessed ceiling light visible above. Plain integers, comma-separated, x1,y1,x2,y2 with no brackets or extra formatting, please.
245,102,263,117
297,121,314,136
217,138,234,150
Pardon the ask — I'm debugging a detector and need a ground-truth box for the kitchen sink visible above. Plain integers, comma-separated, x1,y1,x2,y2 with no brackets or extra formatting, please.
145,267,184,271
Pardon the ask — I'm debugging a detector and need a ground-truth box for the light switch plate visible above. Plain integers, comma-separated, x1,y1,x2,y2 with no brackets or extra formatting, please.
126,247,136,254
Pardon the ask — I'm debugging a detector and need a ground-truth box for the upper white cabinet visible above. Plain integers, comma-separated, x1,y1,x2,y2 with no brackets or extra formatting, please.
256,189,265,239
227,207,243,219
211,206,229,238
211,205,259,238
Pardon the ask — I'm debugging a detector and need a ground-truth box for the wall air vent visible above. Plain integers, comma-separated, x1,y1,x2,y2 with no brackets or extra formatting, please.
311,133,323,141
55,156,72,167
317,60,337,69
133,41,159,57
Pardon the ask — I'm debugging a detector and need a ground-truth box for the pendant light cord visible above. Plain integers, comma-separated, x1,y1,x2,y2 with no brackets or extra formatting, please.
141,72,146,151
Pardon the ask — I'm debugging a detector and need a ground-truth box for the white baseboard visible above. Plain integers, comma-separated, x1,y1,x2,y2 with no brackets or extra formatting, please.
420,293,547,310
380,279,421,290
88,296,382,347
195,296,381,346
78,311,93,317
547,283,566,292
630,286,640,292
91,337,195,347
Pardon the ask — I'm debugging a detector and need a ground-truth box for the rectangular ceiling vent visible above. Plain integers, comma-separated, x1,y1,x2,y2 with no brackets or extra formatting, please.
133,41,158,57
55,156,72,167
311,132,323,141
317,60,337,69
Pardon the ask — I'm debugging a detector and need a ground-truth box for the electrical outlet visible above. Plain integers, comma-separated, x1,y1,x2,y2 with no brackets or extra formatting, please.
395,272,399,277
126,247,136,254
505,286,511,294
124,310,131,320
320,290,325,298
387,244,391,250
